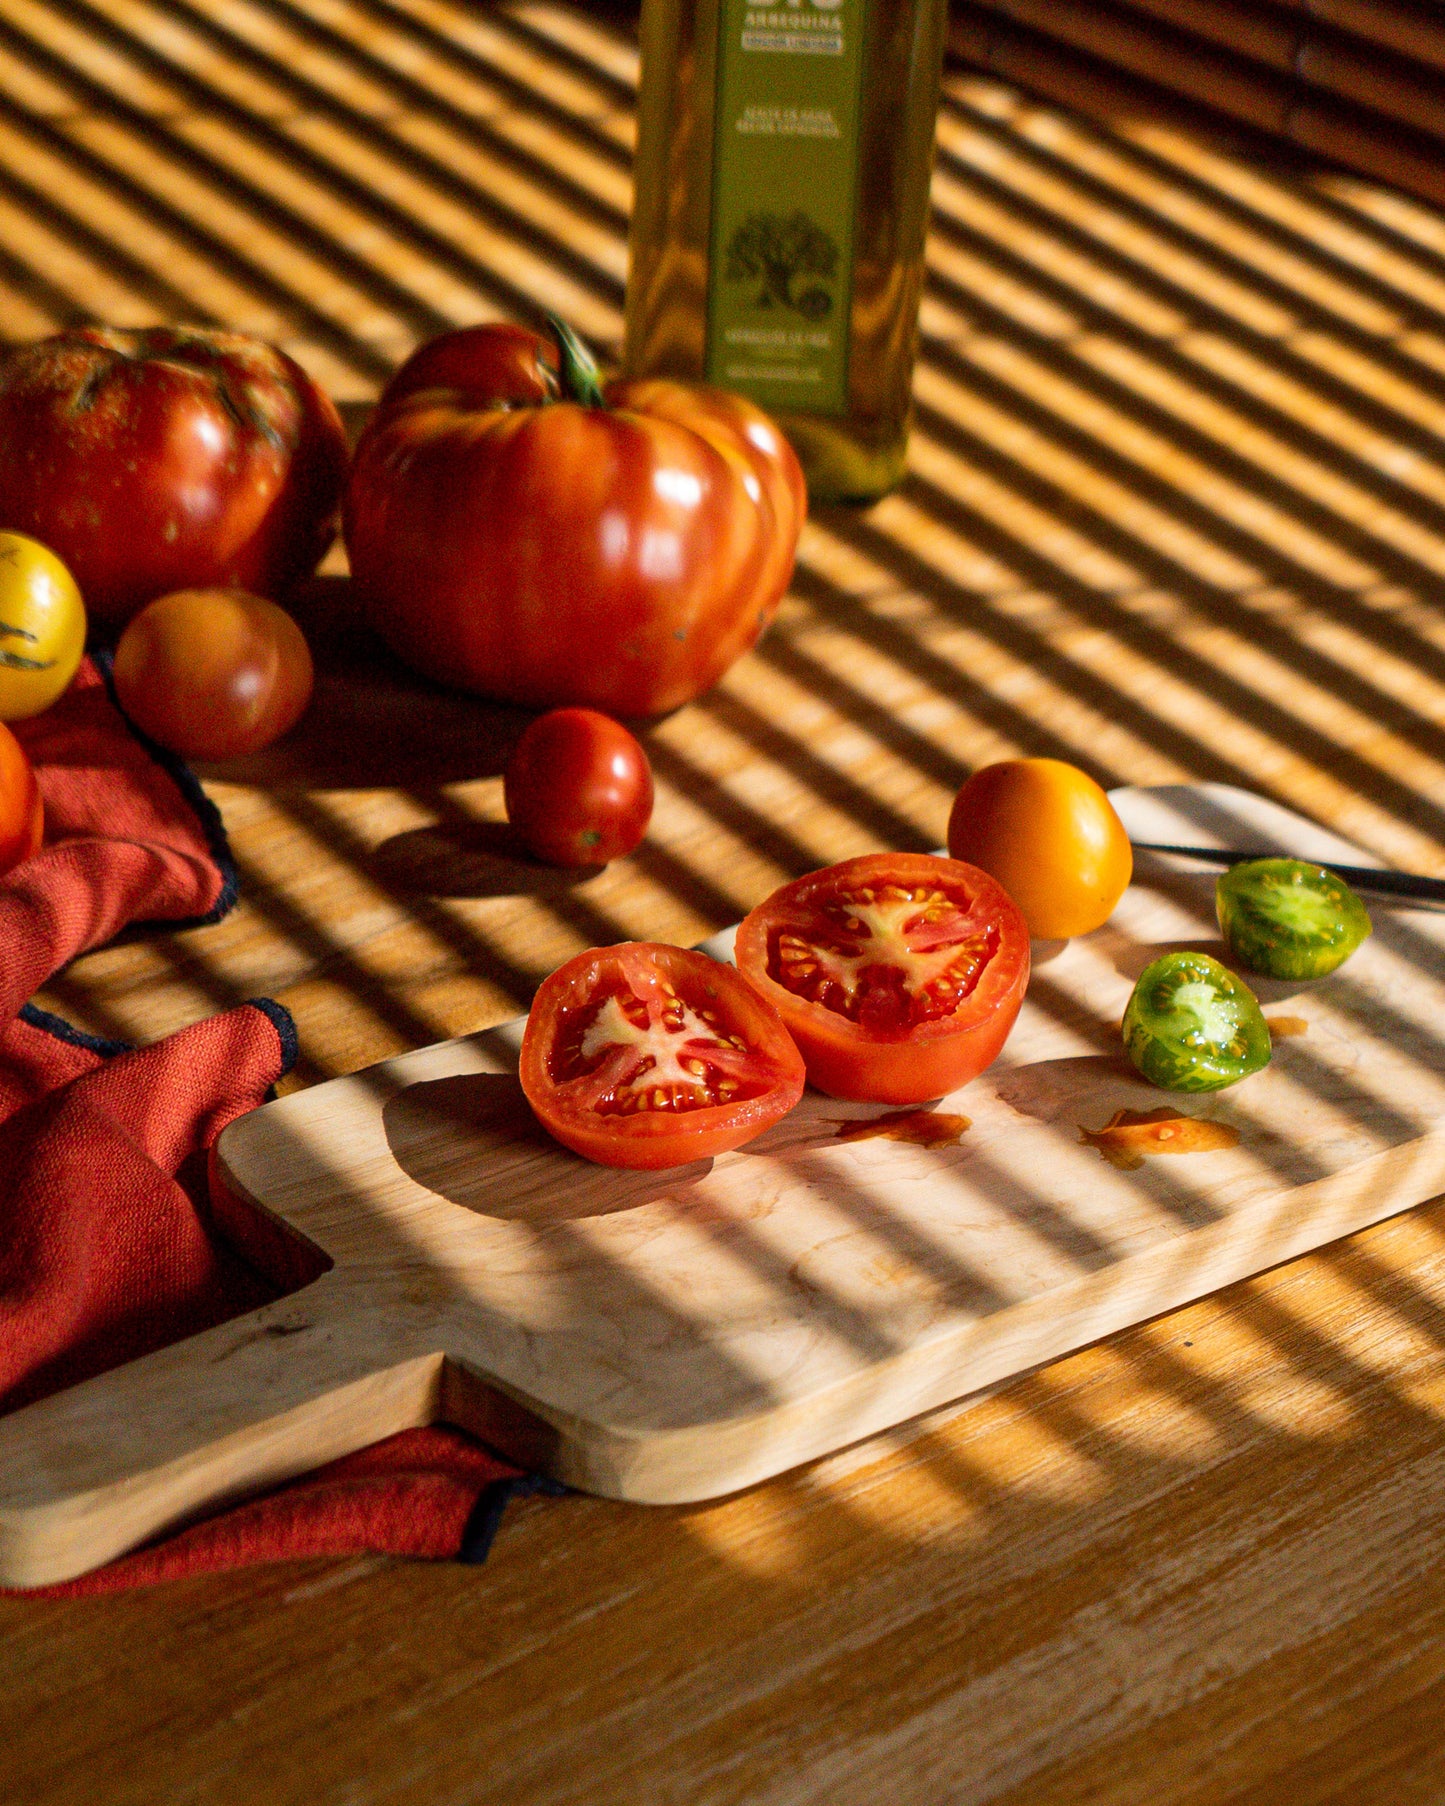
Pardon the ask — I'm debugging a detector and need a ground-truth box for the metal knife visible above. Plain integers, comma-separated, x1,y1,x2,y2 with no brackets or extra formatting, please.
1130,843,1445,905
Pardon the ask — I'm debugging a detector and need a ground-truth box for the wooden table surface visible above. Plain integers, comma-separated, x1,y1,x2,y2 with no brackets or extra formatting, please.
5,2,1445,1799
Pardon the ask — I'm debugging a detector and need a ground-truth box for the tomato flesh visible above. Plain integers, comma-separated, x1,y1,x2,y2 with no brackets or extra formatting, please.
772,885,999,1034
736,854,1030,1104
521,942,805,1168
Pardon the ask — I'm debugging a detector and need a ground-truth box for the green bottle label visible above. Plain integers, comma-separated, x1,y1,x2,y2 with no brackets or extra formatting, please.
705,0,865,415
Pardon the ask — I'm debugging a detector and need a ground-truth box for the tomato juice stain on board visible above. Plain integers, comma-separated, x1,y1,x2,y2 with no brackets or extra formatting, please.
1267,1016,1309,1040
1079,1107,1241,1171
831,1110,971,1148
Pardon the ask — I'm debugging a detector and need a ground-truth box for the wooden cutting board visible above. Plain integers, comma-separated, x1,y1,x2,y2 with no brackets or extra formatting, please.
5,784,1445,1589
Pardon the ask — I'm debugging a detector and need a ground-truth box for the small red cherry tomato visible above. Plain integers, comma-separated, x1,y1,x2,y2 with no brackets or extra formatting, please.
520,941,806,1169
504,707,654,867
734,853,1031,1104
112,588,314,760
0,718,42,876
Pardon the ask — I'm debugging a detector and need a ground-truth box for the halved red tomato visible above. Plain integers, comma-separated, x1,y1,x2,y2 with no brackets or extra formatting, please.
519,942,806,1169
734,853,1030,1104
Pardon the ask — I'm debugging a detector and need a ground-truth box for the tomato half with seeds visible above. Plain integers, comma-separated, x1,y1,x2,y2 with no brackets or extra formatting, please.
734,853,1031,1104
519,942,806,1169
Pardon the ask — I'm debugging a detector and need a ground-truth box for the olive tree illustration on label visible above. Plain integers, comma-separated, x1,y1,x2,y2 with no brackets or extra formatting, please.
702,0,866,417
725,212,838,318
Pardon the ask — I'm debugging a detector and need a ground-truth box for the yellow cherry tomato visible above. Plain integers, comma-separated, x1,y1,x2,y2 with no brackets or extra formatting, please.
946,757,1133,940
0,531,85,720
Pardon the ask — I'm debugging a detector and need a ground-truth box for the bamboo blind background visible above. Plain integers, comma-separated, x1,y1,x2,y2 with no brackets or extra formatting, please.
953,0,1445,214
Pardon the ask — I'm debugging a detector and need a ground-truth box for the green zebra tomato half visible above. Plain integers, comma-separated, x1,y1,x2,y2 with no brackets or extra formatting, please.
1122,950,1271,1092
1216,858,1371,982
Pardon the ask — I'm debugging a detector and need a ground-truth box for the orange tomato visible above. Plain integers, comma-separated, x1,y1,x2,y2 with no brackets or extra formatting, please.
946,758,1132,940
0,718,42,876
112,588,314,760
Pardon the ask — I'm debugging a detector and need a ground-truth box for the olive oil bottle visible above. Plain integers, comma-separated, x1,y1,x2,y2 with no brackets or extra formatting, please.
623,0,947,503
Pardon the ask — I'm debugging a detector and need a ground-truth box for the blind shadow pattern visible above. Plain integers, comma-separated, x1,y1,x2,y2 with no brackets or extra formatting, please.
7,7,1445,1797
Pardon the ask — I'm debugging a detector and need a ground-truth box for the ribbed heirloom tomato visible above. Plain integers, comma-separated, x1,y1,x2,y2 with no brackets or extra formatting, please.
520,942,806,1169
735,854,1031,1104
345,320,806,716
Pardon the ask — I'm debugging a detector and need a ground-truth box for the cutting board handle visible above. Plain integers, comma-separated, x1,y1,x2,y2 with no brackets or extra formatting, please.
0,1276,442,1589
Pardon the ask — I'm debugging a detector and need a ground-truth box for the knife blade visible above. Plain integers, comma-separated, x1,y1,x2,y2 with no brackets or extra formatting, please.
1131,843,1445,905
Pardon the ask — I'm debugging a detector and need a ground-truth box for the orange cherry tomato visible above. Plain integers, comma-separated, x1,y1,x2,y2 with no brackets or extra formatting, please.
520,942,806,1169
112,588,314,760
947,758,1132,940
734,853,1030,1104
0,718,42,876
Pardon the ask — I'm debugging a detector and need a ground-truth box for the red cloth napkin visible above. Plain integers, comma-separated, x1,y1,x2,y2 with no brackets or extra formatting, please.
1,660,524,1595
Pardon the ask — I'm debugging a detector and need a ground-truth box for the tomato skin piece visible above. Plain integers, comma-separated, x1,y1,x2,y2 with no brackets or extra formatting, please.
0,718,42,877
0,327,347,627
343,322,806,716
734,853,1031,1105
947,758,1132,940
504,708,654,867
112,589,314,760
520,942,806,1169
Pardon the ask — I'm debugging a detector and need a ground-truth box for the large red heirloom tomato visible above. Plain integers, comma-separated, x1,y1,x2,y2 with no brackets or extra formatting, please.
344,320,807,716
0,327,348,626
520,941,806,1169
735,853,1031,1105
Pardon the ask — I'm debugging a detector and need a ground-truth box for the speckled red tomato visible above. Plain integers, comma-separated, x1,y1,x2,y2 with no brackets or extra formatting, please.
0,327,348,627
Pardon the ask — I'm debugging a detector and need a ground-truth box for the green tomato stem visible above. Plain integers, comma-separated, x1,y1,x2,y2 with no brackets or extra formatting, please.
546,313,606,409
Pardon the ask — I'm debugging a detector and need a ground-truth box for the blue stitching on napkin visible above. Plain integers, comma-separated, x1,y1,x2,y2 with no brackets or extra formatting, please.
457,1473,570,1566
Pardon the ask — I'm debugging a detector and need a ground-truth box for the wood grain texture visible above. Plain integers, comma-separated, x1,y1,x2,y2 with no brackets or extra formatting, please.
5,0,1445,1795
11,788,1445,1587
